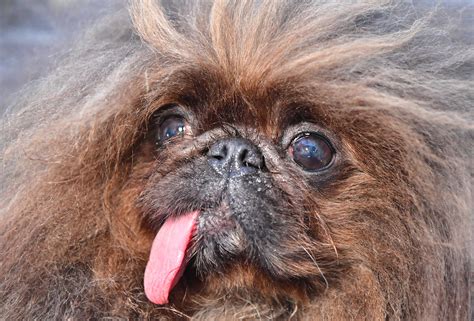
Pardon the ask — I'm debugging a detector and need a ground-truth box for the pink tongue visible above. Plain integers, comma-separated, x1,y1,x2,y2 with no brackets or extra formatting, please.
144,211,199,305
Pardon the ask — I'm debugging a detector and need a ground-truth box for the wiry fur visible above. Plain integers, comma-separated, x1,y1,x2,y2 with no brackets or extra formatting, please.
1,0,472,320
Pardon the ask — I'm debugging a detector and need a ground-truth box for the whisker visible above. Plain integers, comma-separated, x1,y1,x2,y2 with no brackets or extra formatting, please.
152,306,191,319
301,246,329,290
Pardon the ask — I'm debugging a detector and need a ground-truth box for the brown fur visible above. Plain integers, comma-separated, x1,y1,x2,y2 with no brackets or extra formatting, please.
1,0,472,320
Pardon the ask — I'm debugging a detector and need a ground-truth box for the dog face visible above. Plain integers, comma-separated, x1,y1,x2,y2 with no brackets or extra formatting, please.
124,66,425,309
138,85,345,293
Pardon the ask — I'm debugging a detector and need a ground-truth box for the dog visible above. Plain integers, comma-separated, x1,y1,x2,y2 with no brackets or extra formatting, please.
1,0,472,319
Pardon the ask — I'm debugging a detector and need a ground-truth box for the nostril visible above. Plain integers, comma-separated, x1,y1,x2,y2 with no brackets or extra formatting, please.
208,143,228,161
239,148,248,163
237,145,264,170
222,145,228,159
244,153,264,169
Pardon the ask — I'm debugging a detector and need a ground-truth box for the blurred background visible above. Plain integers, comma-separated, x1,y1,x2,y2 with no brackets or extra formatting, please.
0,0,118,109
0,0,472,111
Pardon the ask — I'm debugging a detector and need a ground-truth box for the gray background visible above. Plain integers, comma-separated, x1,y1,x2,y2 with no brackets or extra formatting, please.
0,0,117,109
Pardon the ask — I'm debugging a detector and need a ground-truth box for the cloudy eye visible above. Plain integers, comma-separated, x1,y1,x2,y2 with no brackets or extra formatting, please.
289,132,334,171
156,116,188,144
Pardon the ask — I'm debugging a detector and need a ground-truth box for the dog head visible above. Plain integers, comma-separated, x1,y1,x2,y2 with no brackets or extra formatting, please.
1,1,471,320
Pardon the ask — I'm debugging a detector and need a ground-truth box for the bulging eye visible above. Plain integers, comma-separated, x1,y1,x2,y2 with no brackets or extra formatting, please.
156,116,188,144
289,132,334,171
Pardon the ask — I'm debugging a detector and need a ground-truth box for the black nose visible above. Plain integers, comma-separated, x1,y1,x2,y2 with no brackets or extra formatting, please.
207,138,264,177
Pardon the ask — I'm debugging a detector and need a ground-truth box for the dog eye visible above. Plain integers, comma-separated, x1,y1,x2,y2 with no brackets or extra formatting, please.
156,116,188,144
289,133,334,171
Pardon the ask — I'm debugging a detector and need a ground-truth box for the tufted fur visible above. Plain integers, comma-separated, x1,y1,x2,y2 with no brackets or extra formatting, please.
0,1,472,320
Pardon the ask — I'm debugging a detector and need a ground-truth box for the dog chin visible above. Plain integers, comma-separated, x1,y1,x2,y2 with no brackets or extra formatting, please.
191,201,247,274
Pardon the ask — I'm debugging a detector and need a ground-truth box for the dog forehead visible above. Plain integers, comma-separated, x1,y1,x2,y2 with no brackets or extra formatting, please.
158,66,328,136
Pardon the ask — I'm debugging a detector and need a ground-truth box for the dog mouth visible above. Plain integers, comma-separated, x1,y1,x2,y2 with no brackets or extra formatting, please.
143,199,246,305
143,210,199,305
141,171,307,306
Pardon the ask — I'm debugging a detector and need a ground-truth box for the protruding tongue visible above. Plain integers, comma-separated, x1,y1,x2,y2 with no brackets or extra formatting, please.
144,211,199,305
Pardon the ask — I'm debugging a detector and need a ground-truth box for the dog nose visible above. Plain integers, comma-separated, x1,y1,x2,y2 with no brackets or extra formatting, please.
207,138,264,177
